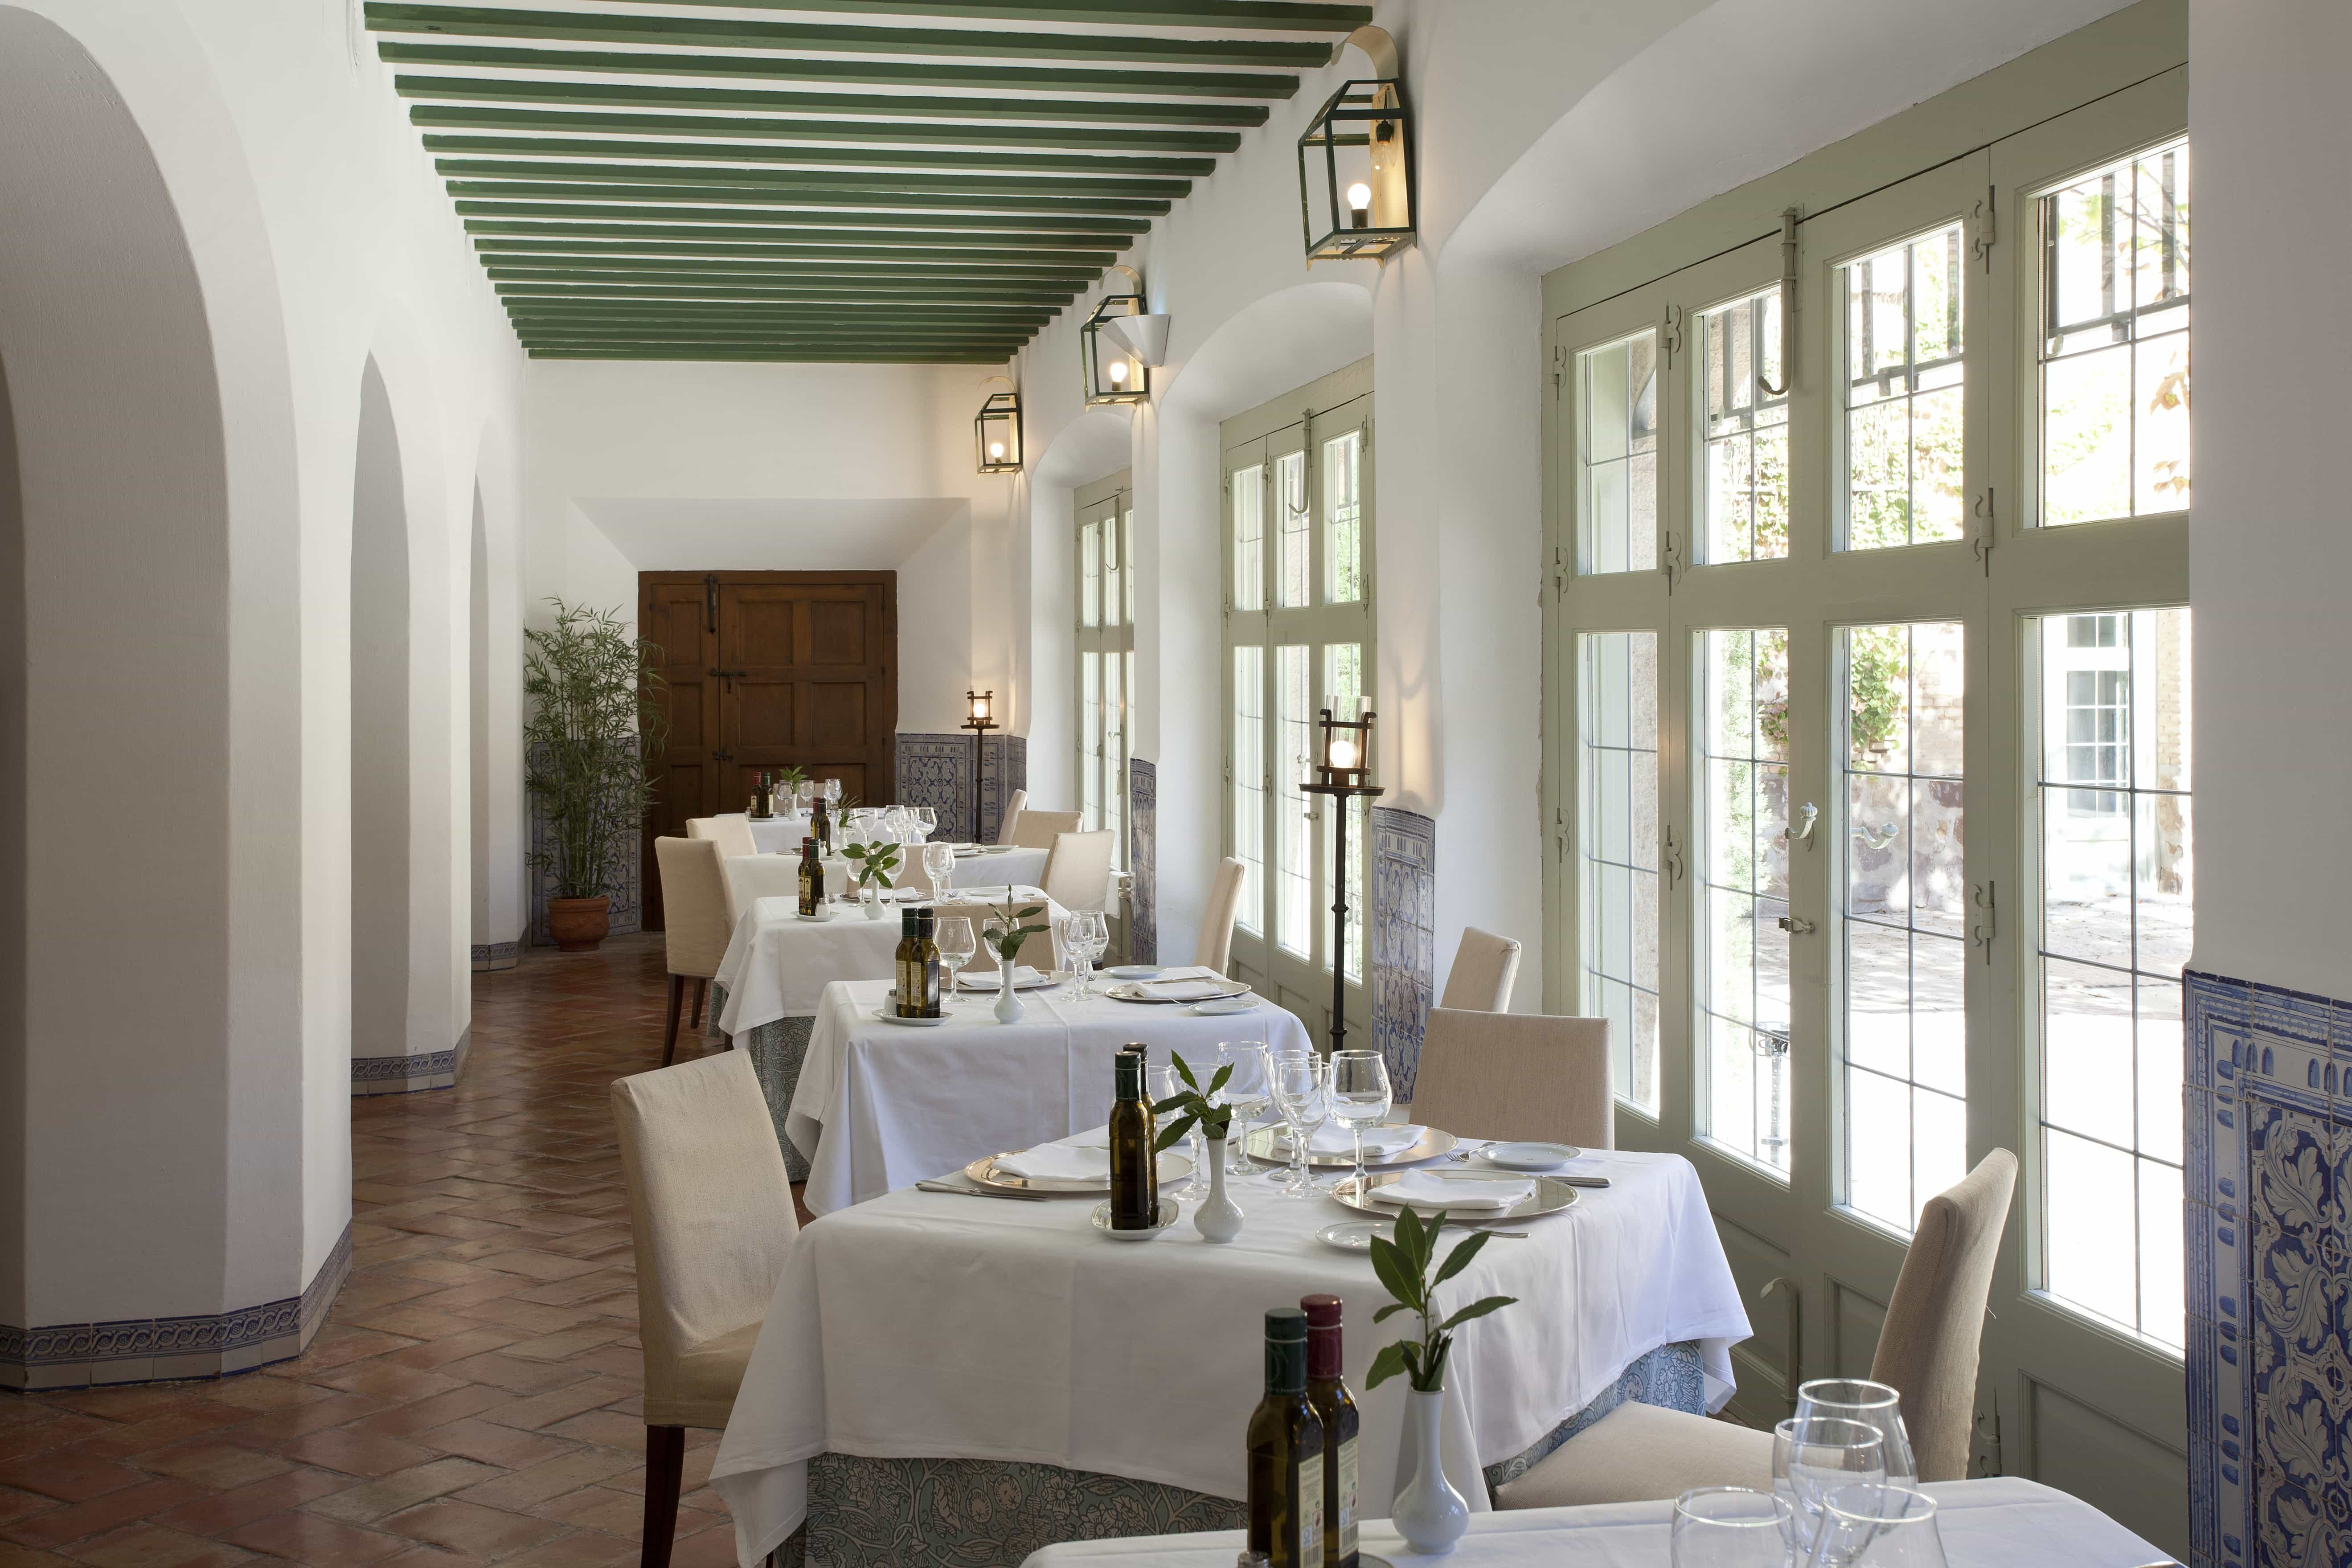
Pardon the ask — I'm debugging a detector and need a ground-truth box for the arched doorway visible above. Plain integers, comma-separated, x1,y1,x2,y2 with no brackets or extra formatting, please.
350,359,417,1089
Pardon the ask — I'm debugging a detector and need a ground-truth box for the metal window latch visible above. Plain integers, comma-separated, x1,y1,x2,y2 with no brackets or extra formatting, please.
1777,915,1815,935
1663,826,1685,886
1971,881,1997,963
1758,207,1800,397
1661,303,1685,362
1551,342,1569,394
1792,802,1819,847
1971,488,1996,573
1662,529,1685,592
1972,186,1997,272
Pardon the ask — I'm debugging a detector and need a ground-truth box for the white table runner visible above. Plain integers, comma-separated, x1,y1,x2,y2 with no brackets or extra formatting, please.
712,888,1062,1037
709,1136,1749,1564
788,971,1315,1213
1014,1478,2168,1568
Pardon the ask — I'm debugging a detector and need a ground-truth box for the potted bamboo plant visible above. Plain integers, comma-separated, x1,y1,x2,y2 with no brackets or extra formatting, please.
524,600,668,952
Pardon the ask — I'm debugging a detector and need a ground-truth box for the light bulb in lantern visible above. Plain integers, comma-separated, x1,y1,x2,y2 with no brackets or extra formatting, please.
988,440,1006,461
1107,358,1129,386
1328,734,1360,772
1347,181,1373,229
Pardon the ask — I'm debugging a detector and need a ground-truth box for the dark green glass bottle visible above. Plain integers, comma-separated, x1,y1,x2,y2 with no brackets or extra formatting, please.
1301,1295,1359,1568
797,837,823,917
894,909,922,1018
1247,1308,1325,1568
1107,1048,1159,1230
915,908,942,1018
811,794,832,856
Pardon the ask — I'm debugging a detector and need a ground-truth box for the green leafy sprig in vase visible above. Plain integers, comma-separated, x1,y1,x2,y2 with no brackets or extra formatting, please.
978,897,1049,1023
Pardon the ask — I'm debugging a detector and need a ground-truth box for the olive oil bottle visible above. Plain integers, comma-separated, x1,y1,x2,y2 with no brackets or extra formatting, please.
914,907,943,1018
1301,1295,1359,1568
811,793,832,855
797,837,824,917
894,909,922,1018
1107,1047,1159,1230
1246,1308,1325,1568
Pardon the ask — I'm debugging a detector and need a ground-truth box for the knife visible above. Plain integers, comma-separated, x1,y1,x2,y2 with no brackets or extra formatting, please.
1425,1171,1611,1190
914,1180,1049,1202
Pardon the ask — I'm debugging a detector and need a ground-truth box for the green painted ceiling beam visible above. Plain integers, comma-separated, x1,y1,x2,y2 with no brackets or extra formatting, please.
504,303,1057,322
479,253,1097,279
437,160,1187,201
473,237,1105,269
410,104,1243,152
365,5,1333,68
496,280,1072,301
487,269,1075,297
456,200,1142,233
486,262,1087,286
517,337,1033,352
598,0,1370,28
449,180,1167,217
466,219,1119,251
374,43,1297,99
528,348,1012,361
395,76,1269,127
424,133,1217,177
516,325,1031,339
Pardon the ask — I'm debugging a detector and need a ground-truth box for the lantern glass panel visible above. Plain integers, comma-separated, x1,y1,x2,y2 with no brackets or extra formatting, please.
976,393,1021,472
1299,79,1414,262
1082,297,1149,405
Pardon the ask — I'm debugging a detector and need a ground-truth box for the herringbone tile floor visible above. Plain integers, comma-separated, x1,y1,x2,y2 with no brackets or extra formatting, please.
0,934,769,1568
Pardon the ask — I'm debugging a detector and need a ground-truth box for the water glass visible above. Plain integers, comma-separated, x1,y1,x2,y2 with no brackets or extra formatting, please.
914,806,937,839
920,840,955,894
823,778,842,805
1328,1050,1392,1192
1066,910,1108,997
1271,1053,1331,1198
1148,1060,1207,1200
934,916,975,1010
1794,1380,1916,1483
1671,1487,1794,1568
1773,1417,1885,1561
1215,1040,1272,1175
1807,1484,1949,1568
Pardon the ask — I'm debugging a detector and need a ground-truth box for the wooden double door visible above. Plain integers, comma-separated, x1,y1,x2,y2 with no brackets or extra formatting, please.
639,571,897,929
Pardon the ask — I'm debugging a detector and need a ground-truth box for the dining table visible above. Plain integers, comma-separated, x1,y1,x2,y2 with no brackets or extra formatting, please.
708,1129,1750,1568
788,968,1315,1214
1015,1478,2171,1568
708,887,1068,1180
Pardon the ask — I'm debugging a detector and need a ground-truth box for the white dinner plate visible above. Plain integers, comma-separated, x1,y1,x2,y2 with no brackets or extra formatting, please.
1331,1171,1579,1223
1317,1220,1389,1253
1187,996,1259,1015
980,844,1015,855
965,1149,1193,1195
1090,1196,1179,1240
1244,1124,1457,1169
1102,964,1163,980
870,1007,951,1028
1475,1140,1582,1171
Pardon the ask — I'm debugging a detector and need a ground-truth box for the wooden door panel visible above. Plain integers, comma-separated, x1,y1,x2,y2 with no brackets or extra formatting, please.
806,681,868,749
736,684,795,750
803,599,871,664
639,578,720,930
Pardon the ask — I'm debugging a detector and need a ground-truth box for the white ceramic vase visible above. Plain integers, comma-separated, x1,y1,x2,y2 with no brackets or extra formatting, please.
1193,1138,1244,1243
862,885,886,918
993,954,1025,1024
1391,1387,1468,1555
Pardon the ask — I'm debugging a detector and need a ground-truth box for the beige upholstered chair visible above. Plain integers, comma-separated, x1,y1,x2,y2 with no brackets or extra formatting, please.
611,1051,798,1568
1041,828,1117,914
1495,1148,2020,1508
1410,1008,1614,1150
652,837,730,1066
1439,927,1522,1011
996,787,1029,846
1196,857,1248,975
686,813,758,861
1010,807,1083,851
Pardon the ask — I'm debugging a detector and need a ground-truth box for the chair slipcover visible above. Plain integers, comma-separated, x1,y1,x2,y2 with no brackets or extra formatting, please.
996,788,1028,846
1410,1008,1613,1151
1010,808,1083,852
654,837,732,981
1041,829,1117,914
686,813,759,862
1196,858,1247,975
1439,927,1522,1012
1495,1402,1772,1507
610,1050,799,1430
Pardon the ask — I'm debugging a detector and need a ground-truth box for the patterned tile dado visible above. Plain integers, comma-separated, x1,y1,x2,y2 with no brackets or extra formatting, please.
1370,807,1436,1103
472,937,522,972
2186,967,2352,1568
897,732,1027,843
352,1029,472,1095
1129,757,1157,965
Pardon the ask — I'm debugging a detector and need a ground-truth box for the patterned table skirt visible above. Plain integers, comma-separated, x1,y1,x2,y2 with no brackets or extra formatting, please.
775,1340,1704,1568
708,983,811,1183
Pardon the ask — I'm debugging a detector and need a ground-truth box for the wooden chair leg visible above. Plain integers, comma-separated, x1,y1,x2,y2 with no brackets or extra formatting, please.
641,1424,686,1568
662,974,685,1067
689,977,708,1031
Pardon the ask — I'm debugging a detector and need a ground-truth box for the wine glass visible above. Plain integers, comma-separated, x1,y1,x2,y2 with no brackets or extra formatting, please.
934,916,975,1011
1794,1380,1916,1484
1149,1060,1207,1200
922,840,955,897
1065,910,1108,998
1671,1487,1794,1568
913,806,937,841
1328,1050,1392,1194
1773,1417,1885,1561
1215,1039,1272,1175
1271,1052,1331,1198
1808,1483,1948,1568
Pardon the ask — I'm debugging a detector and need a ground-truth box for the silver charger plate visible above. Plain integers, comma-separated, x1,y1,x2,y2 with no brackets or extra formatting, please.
1243,1124,1458,1169
965,1148,1194,1195
1316,1220,1387,1253
1474,1140,1583,1171
870,1008,951,1028
1091,1196,1180,1240
1105,981,1253,1005
1328,1171,1580,1224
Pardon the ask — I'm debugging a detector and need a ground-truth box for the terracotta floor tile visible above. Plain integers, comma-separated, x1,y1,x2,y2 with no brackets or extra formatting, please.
378,1500,564,1559
492,1530,635,1568
263,1429,440,1480
470,1381,635,1436
0,1480,207,1552
126,1441,293,1491
664,1523,745,1568
219,1511,411,1567
54,1523,257,1568
145,1470,352,1537
0,1547,79,1568
530,1414,645,1457
309,1363,471,1407
303,1459,502,1525
432,1355,590,1399
0,1492,56,1531
487,1329,628,1366
403,1423,574,1474
0,1422,113,1468
445,1449,635,1514
340,1388,511,1445
0,1457,144,1507
215,1393,391,1447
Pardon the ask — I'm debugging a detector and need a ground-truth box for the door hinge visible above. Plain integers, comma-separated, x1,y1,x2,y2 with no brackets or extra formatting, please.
1971,880,1997,964
1663,824,1685,887
1551,543,1569,598
1971,1399,2004,1478
1972,186,1997,273
1553,805,1569,860
703,573,719,635
1971,487,1996,574
1550,342,1569,394
1661,303,1685,363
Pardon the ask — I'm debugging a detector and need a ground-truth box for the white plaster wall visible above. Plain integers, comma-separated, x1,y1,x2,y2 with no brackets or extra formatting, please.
2187,0,2352,996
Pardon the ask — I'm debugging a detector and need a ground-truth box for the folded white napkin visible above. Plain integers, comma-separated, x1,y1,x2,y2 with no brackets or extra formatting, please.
1115,975,1247,1002
956,966,1048,991
1367,1170,1534,1211
993,1143,1110,1182
1278,1123,1423,1158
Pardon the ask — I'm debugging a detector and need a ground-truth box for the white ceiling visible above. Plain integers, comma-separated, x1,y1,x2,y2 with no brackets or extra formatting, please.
574,495,965,568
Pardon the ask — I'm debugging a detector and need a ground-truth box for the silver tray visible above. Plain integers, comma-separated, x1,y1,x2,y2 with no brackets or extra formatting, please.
1242,1124,1458,1169
1327,1170,1580,1224
963,1148,1194,1196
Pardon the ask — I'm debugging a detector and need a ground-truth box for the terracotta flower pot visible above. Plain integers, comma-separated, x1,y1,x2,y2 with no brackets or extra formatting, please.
546,895,611,953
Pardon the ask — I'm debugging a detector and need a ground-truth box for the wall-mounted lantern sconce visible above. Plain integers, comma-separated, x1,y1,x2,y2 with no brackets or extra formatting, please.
975,375,1022,473
1080,265,1151,406
1103,311,1171,368
1298,26,1416,264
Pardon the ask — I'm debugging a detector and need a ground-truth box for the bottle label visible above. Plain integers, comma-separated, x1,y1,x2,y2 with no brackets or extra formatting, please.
1336,1437,1357,1558
1294,1453,1324,1565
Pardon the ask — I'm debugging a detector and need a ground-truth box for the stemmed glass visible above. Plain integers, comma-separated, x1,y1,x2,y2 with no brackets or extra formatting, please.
1328,1050,1392,1194
1065,910,1108,998
1773,1417,1886,1564
823,778,842,807
934,916,975,1011
1215,1040,1271,1176
1671,1487,1794,1567
1149,1060,1208,1200
1807,1483,1948,1568
913,806,937,841
1794,1380,1916,1483
922,840,956,898
1271,1052,1332,1197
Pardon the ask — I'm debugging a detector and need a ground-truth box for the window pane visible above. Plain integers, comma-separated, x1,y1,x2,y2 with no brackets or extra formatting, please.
1843,225,1967,549
2040,139,2190,525
1323,428,1364,604
1232,645,1264,935
2036,606,2192,1351
1123,508,1136,626
1276,451,1311,609
1840,622,1966,1232
1232,464,1265,613
1104,651,1126,864
1580,631,1659,1111
1696,629,1792,1173
1325,643,1366,982
1698,291,1791,563
1578,331,1660,574
1081,651,1103,830
1081,520,1101,627
1276,645,1313,955
1101,508,1122,630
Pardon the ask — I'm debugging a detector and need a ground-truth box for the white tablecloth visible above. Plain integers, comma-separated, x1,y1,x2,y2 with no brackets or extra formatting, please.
788,970,1315,1214
941,845,1053,894
744,813,813,855
1015,1478,2168,1568
709,1136,1749,1564
713,888,1062,1036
